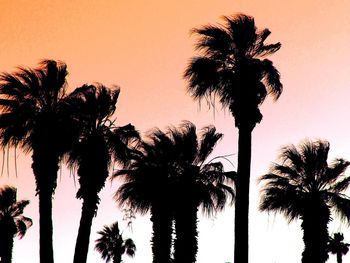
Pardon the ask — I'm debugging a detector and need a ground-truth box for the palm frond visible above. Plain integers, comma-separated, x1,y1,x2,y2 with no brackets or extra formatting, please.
327,192,350,224
196,125,223,164
261,59,282,100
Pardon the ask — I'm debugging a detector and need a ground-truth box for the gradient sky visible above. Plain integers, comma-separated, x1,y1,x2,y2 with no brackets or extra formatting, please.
1,1,350,262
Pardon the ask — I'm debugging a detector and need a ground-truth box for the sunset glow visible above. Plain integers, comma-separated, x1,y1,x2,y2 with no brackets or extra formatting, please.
1,1,350,263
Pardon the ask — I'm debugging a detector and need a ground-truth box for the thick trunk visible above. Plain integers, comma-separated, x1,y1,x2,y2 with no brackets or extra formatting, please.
73,198,97,263
234,125,252,263
113,252,122,263
0,231,14,263
32,147,59,263
150,206,173,263
301,201,329,263
173,202,198,263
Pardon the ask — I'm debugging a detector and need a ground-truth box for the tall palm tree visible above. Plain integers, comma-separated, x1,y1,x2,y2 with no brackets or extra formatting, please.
65,84,139,263
115,122,234,263
259,140,350,263
0,60,72,263
184,13,282,263
328,233,349,263
95,221,136,263
169,122,235,263
0,186,32,263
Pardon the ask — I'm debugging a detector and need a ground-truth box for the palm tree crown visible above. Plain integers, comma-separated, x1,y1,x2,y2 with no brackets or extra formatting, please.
0,186,32,263
260,140,350,263
0,60,70,154
184,13,282,128
95,221,136,263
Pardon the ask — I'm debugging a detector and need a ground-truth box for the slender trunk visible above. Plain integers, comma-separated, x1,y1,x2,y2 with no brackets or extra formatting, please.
150,205,173,263
337,252,342,263
174,202,198,263
38,188,54,263
73,198,97,263
32,148,59,263
234,125,252,263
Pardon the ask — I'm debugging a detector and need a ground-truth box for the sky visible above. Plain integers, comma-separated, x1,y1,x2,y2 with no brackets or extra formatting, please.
0,0,350,262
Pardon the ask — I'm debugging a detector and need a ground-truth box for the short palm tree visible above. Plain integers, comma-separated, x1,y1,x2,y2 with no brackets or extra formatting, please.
259,140,350,263
95,221,136,263
184,13,282,263
169,122,235,263
0,186,32,263
0,60,72,263
65,84,139,263
115,122,235,263
328,232,349,263
114,126,177,263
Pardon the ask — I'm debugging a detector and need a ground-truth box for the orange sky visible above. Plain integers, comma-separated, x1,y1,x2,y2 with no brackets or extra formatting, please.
1,1,350,263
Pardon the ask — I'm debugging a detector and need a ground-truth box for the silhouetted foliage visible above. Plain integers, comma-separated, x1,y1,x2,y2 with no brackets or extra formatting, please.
114,121,234,263
0,60,71,263
95,221,136,263
65,84,139,263
184,13,282,263
169,122,235,263
260,140,350,263
0,186,32,263
328,233,349,263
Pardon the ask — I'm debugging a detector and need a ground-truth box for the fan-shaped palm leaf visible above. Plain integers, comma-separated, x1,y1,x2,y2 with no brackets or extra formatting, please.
260,140,350,263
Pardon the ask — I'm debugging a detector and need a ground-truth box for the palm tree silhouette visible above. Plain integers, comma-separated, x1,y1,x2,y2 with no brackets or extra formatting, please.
170,122,235,263
259,140,350,263
184,13,282,263
0,60,72,263
115,121,234,263
328,233,349,263
65,84,139,263
114,126,177,263
95,221,136,263
0,186,32,263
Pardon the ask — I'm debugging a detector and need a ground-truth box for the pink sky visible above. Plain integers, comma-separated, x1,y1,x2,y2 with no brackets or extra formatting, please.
1,1,350,262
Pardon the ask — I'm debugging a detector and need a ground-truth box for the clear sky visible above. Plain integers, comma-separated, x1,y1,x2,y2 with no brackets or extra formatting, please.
1,1,350,262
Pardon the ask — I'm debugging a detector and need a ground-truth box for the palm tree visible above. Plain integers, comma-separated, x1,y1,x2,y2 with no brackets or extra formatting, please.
95,221,136,263
115,122,234,263
0,60,72,263
184,13,282,263
114,125,177,263
0,186,32,263
328,233,349,263
65,84,139,263
169,122,235,263
259,140,350,263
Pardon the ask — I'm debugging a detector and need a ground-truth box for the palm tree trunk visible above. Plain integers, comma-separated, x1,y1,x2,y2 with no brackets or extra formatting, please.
32,148,59,263
38,189,54,263
301,202,330,263
337,252,342,263
174,202,198,263
73,198,98,263
0,230,14,263
112,252,122,263
150,205,173,263
234,125,252,263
